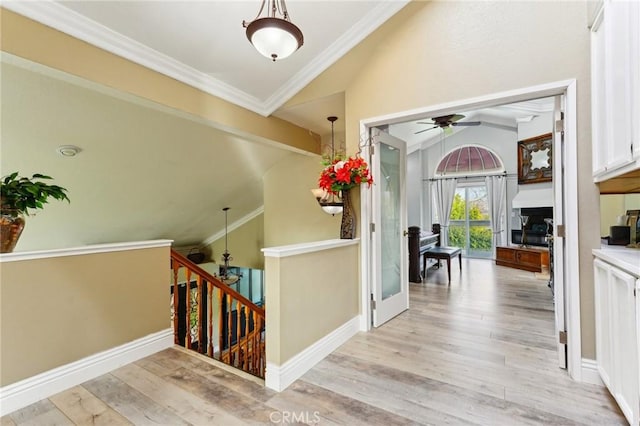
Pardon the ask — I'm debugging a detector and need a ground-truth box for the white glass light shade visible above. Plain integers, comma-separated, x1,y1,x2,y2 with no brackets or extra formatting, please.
245,18,303,61
321,205,343,216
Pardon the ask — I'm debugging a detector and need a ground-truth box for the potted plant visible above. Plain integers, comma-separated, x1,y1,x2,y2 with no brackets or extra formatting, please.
0,172,70,253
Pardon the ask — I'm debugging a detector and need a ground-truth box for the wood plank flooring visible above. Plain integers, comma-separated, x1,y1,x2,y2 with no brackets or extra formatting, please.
3,259,626,425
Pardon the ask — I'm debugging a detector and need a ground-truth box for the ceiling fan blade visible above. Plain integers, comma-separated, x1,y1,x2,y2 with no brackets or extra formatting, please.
449,114,465,122
416,121,435,125
415,125,438,134
451,121,481,127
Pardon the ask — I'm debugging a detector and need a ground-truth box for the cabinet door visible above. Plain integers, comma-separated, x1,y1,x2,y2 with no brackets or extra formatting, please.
591,0,636,176
637,278,640,422
591,6,609,175
631,0,640,160
605,0,634,170
496,247,516,262
611,266,639,425
594,259,613,388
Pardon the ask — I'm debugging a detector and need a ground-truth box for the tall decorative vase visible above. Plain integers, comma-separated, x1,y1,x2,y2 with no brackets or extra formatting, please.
340,188,356,239
0,210,25,253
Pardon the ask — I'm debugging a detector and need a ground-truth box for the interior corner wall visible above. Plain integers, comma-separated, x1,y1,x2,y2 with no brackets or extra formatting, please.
204,213,265,270
263,153,340,248
340,1,598,358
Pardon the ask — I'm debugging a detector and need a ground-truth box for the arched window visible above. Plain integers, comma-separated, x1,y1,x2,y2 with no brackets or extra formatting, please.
432,145,505,258
435,144,504,177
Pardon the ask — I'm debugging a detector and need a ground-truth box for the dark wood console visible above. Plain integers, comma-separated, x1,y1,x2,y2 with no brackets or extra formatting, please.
496,246,549,273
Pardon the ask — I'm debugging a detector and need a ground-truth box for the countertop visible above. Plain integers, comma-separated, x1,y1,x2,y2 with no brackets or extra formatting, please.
593,245,640,277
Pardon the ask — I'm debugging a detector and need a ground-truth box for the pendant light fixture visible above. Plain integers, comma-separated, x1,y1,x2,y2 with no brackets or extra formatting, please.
220,207,239,285
311,116,344,216
242,0,304,62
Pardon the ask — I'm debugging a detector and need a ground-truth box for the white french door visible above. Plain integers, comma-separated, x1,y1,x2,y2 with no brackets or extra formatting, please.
371,129,409,327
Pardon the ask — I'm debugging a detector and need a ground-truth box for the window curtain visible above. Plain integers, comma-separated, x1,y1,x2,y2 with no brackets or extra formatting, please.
432,178,457,246
485,175,507,258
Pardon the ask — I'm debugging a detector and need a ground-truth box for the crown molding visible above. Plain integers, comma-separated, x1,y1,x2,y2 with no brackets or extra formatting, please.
262,0,411,115
202,206,264,247
4,0,408,117
2,0,270,115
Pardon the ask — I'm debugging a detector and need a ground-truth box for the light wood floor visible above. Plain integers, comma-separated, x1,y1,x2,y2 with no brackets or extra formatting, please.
3,259,626,425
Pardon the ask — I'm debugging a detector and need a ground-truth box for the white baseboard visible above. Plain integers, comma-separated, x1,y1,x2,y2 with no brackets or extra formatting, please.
0,328,173,416
581,358,603,386
265,316,360,392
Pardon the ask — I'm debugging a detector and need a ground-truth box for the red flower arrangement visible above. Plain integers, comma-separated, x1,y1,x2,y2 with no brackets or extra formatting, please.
318,155,374,195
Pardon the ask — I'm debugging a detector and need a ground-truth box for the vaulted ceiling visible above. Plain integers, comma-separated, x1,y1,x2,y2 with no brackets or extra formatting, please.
0,1,556,252
3,1,410,135
1,1,410,251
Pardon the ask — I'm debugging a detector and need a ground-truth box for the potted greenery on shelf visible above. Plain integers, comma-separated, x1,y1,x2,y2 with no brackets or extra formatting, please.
0,173,70,253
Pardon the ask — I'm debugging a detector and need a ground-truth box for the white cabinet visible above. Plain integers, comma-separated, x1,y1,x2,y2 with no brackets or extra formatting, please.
594,259,613,388
591,0,640,181
594,257,640,425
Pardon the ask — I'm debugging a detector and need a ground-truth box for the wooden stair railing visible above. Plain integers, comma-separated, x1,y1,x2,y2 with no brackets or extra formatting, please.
170,249,266,378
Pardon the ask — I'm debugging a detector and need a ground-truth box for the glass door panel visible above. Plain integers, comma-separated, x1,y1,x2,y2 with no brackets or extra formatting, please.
380,143,402,299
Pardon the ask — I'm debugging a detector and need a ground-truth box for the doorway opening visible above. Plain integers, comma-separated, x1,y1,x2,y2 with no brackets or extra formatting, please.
359,80,581,381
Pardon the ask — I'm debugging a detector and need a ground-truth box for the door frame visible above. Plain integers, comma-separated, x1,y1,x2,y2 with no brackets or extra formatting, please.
359,79,582,381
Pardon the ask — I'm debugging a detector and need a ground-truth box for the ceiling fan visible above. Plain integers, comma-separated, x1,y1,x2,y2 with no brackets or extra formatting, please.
414,114,481,134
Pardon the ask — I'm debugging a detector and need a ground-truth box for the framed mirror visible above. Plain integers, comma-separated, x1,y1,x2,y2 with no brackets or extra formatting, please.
518,133,552,184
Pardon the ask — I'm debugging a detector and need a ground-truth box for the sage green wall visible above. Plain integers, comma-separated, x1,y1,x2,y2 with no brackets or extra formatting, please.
263,153,341,247
265,243,359,366
204,213,265,270
0,246,169,386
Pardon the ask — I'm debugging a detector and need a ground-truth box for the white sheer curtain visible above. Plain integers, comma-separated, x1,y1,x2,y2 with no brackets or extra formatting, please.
432,178,457,246
485,174,507,258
